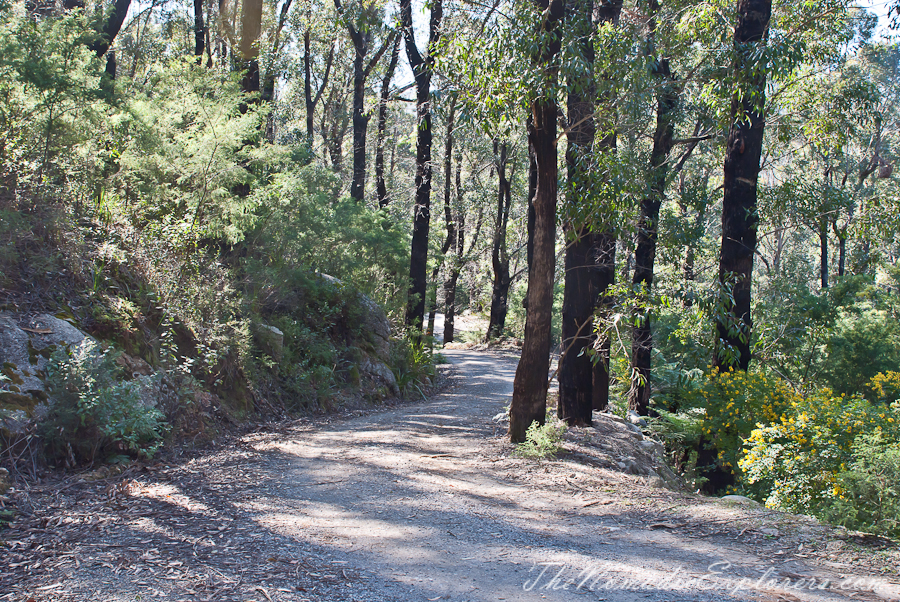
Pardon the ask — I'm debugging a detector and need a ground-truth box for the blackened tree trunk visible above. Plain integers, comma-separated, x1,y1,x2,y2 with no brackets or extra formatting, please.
833,222,847,277
526,131,538,275
344,2,370,198
486,141,513,341
335,0,396,203
714,0,772,371
194,0,206,60
321,78,350,173
88,0,132,59
376,35,402,208
401,0,443,336
510,0,565,443
557,0,596,426
628,22,676,415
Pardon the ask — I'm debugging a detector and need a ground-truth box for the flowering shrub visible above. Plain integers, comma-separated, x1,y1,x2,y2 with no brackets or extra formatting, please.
689,367,798,480
740,380,900,521
863,370,900,406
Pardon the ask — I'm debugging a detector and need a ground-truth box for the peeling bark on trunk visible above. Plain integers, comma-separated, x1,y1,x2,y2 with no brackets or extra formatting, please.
714,0,771,371
510,0,564,443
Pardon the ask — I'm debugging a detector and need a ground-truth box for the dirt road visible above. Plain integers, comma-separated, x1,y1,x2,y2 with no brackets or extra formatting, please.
3,348,898,602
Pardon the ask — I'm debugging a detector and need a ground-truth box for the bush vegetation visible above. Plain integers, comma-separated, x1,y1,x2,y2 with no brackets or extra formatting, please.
0,4,424,472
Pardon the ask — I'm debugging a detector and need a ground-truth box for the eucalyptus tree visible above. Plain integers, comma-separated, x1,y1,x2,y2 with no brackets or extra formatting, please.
333,0,396,202
627,0,677,415
509,0,566,442
401,0,444,335
443,142,486,343
557,0,599,425
301,6,338,152
376,34,401,207
221,0,265,94
712,0,870,369
585,0,623,415
426,95,459,337
485,139,516,341
713,0,773,370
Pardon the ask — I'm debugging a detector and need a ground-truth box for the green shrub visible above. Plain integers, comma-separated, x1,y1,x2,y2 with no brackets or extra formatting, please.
649,408,709,490
513,412,567,459
822,432,900,537
390,337,434,397
820,307,900,397
42,341,167,464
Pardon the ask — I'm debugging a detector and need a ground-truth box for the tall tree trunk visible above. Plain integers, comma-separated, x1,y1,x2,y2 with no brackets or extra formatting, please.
337,0,368,202
486,141,513,341
88,0,132,59
193,0,206,61
526,129,538,276
833,223,847,277
376,36,401,208
443,151,467,343
510,0,565,443
628,9,676,415
427,98,458,337
589,0,623,412
401,0,443,337
321,78,350,173
334,3,396,203
237,0,263,96
714,0,771,371
557,0,596,426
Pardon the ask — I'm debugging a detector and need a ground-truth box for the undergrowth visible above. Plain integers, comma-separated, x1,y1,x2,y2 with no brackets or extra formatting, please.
513,411,567,460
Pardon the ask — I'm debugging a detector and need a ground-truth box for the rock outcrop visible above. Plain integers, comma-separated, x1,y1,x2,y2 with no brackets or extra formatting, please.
0,313,94,417
316,274,398,397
